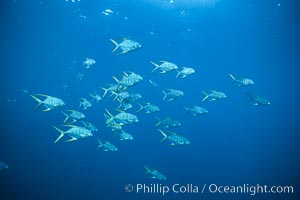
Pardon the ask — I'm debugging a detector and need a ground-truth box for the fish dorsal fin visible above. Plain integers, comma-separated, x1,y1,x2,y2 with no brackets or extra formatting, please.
35,94,50,98
63,124,78,128
159,60,168,63
115,109,125,113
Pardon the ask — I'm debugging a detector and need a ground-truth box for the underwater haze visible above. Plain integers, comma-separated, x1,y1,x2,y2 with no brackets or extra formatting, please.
0,0,299,200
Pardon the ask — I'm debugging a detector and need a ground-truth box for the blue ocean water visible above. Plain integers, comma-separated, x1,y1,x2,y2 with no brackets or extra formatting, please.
0,0,299,199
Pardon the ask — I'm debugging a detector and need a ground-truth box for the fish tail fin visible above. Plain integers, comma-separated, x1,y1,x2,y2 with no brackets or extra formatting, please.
158,129,167,142
155,115,161,127
112,76,121,90
62,111,69,124
246,92,255,101
136,103,143,112
110,39,119,53
97,138,103,148
229,73,236,80
184,107,190,115
100,87,109,98
105,109,114,124
30,95,43,110
176,70,181,78
150,61,159,73
161,90,167,100
52,126,65,143
144,166,151,173
201,91,209,102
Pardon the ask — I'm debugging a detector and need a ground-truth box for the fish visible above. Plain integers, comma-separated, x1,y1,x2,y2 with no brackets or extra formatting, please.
81,121,98,132
176,67,195,78
104,113,123,131
117,100,133,111
30,94,65,111
89,93,102,102
229,73,254,86
150,61,178,73
185,106,208,116
155,116,181,128
62,110,85,124
105,109,139,125
0,161,8,171
149,79,158,87
137,103,160,114
111,91,130,102
52,125,93,143
110,38,142,55
83,58,96,69
247,93,270,106
101,84,120,98
144,166,166,180
79,98,92,109
112,72,143,90
115,130,134,141
97,138,118,152
202,90,227,102
161,89,184,101
157,129,190,146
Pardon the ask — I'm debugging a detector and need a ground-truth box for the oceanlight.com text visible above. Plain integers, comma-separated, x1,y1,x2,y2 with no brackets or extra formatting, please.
125,183,294,196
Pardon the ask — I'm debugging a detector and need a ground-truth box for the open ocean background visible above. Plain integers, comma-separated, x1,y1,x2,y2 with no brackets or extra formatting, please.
0,0,299,199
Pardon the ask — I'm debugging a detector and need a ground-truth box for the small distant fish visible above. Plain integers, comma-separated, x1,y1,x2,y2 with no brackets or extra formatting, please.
161,89,184,101
247,93,270,106
158,129,190,146
144,166,166,180
137,103,160,114
97,138,118,152
0,161,8,171
185,105,208,116
79,98,92,110
229,73,254,86
202,90,227,102
110,38,142,55
30,94,65,111
22,88,29,95
52,125,93,143
83,58,96,69
127,92,142,102
149,79,158,87
176,67,195,78
115,130,134,141
81,121,98,132
102,9,113,16
62,110,85,124
65,0,80,3
76,72,85,80
105,109,139,125
89,93,102,102
117,100,133,111
150,61,178,74
155,116,181,128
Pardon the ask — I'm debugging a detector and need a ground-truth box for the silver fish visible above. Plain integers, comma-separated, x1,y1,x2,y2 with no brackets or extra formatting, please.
144,166,166,180
52,125,93,143
229,73,254,86
79,98,92,109
137,103,160,114
62,110,85,124
247,93,270,106
97,138,118,152
162,89,184,101
176,67,195,78
158,129,190,146
202,90,227,102
110,38,142,55
30,94,65,111
185,105,208,116
155,116,181,128
150,61,178,73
